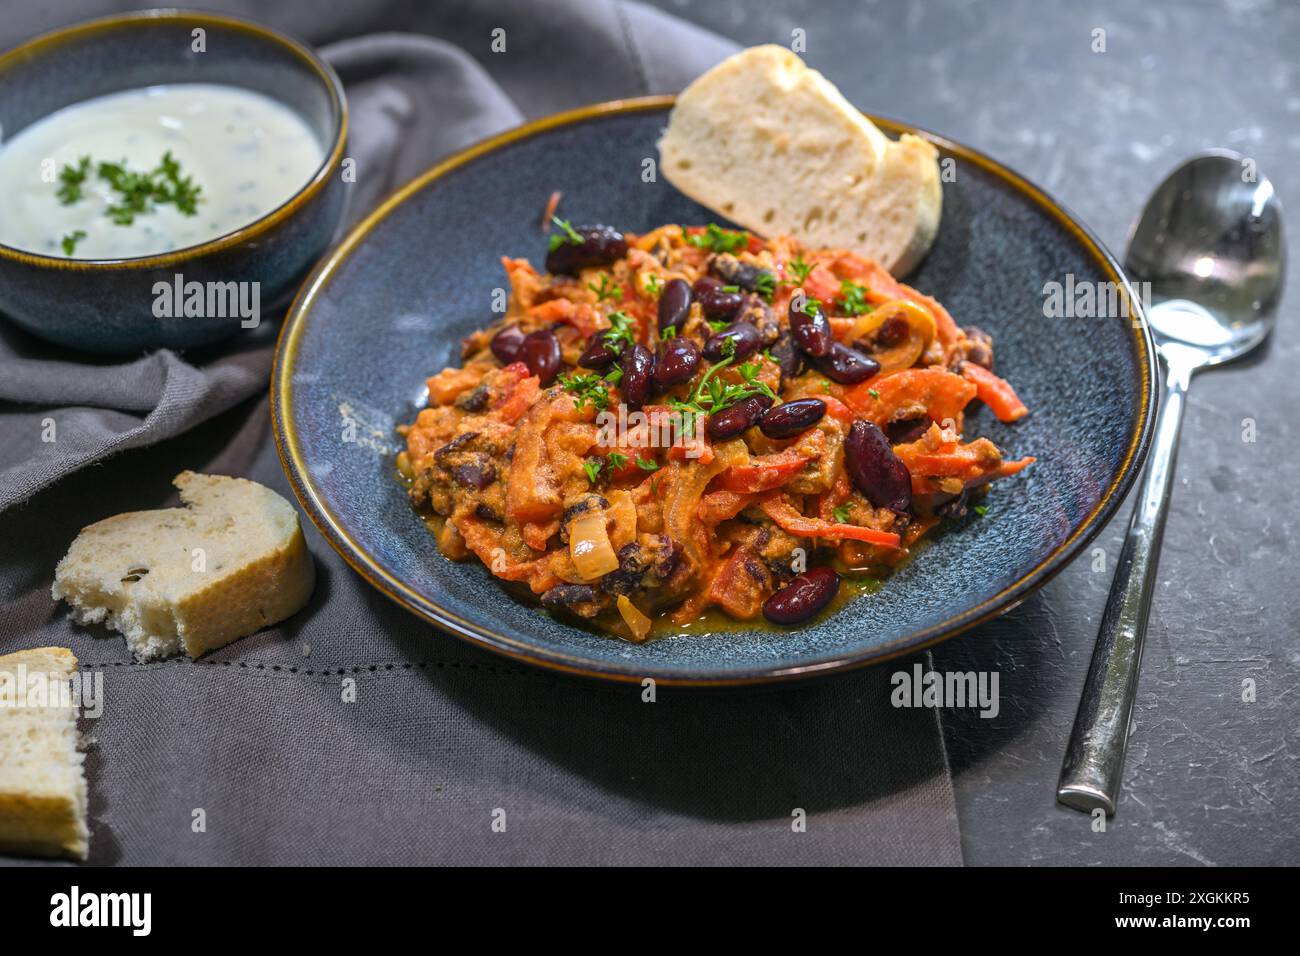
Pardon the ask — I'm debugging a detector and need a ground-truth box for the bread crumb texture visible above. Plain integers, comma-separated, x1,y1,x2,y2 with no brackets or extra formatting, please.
0,647,89,860
52,472,316,661
659,45,943,276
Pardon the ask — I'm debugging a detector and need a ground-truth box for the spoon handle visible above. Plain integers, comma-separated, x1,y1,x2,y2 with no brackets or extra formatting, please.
1057,355,1191,814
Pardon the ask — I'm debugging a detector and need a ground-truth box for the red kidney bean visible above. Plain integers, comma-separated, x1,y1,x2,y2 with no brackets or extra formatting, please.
706,395,768,440
763,566,840,625
759,398,827,438
961,325,995,370
521,329,561,385
490,324,526,364
693,275,744,321
876,315,911,348
709,254,776,295
769,329,804,381
657,278,692,336
886,417,930,444
845,419,912,512
653,336,701,389
544,224,628,275
703,320,762,362
789,296,833,357
620,343,654,408
578,336,618,370
813,343,880,384
452,458,496,489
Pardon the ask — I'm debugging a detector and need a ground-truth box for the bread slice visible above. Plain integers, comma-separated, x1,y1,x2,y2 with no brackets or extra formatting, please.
0,647,89,860
659,44,943,276
52,472,315,661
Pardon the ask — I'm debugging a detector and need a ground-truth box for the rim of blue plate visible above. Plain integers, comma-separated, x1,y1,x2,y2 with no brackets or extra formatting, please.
271,95,1158,687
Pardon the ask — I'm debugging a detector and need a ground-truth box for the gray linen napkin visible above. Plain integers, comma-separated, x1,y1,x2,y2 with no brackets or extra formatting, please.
0,0,963,865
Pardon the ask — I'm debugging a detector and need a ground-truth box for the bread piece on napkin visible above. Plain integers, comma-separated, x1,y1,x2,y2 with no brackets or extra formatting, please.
0,647,89,860
52,471,315,661
658,44,943,276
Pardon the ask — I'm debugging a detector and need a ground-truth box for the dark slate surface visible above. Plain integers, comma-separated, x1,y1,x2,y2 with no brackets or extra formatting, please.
643,0,1300,865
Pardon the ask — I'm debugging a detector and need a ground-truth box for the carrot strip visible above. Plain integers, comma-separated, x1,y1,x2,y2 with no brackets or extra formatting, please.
699,490,756,524
758,496,901,548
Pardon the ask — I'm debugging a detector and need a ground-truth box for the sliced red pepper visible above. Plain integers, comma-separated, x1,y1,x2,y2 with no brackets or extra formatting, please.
820,395,855,423
716,448,810,493
843,367,976,427
961,362,1029,423
801,264,841,304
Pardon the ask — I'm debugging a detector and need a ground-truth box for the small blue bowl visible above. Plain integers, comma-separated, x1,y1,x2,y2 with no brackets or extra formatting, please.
273,98,1157,685
0,9,347,353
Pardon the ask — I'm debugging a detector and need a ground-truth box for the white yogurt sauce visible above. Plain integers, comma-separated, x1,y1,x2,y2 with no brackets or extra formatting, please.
0,83,324,258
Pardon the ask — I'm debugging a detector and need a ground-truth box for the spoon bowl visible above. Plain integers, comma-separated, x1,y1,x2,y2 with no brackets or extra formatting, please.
1125,150,1284,365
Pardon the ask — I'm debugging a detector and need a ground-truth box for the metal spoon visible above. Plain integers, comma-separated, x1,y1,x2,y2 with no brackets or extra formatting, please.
1057,150,1285,815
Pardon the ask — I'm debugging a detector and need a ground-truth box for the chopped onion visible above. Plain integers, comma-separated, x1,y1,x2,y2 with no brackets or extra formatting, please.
569,510,620,581
846,299,936,373
617,595,653,642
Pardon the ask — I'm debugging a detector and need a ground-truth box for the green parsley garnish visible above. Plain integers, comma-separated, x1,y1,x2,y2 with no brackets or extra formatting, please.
588,273,623,303
56,156,91,205
644,274,663,296
558,372,613,411
685,223,749,254
868,388,881,399
660,326,677,341
634,456,660,472
838,279,872,317
582,451,645,484
973,504,989,517
721,284,740,293
753,270,776,301
98,151,202,224
601,311,637,355
786,255,813,284
60,230,87,256
832,504,853,524
55,151,202,229
668,353,778,434
548,216,583,252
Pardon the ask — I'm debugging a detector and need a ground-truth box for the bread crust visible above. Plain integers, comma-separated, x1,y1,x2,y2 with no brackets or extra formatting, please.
0,647,88,860
659,45,942,276
51,472,316,661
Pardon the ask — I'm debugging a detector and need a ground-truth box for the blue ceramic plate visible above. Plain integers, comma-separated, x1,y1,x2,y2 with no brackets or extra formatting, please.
273,97,1156,685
